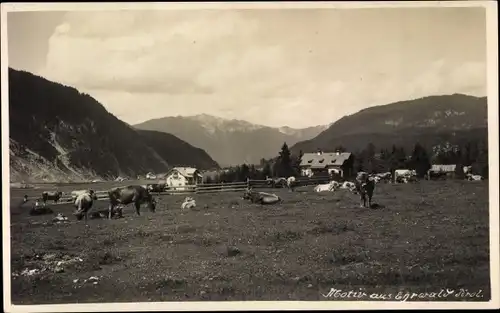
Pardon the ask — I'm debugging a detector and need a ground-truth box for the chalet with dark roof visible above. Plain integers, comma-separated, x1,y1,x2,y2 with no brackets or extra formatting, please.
299,150,354,178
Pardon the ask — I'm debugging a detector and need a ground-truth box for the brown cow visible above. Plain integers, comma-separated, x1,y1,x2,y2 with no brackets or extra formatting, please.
146,183,166,195
74,190,98,223
243,188,281,205
107,185,156,219
41,191,63,204
355,172,376,208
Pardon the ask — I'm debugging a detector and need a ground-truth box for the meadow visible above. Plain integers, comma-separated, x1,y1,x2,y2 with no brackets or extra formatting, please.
9,180,490,304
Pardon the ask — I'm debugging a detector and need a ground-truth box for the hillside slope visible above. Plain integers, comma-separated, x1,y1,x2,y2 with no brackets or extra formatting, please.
8,68,219,182
291,94,488,154
134,114,327,166
136,130,219,170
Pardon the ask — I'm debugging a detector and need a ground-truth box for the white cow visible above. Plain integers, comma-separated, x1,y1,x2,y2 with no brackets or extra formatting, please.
394,169,417,183
340,181,356,192
287,176,297,191
73,191,97,222
466,174,483,181
71,189,92,202
314,180,340,192
181,197,196,210
374,172,391,183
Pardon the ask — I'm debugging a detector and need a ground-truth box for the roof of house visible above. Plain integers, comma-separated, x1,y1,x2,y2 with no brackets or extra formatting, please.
299,152,352,169
168,167,202,178
430,164,457,172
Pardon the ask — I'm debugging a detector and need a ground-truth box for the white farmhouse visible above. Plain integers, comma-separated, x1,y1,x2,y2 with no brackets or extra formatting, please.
299,151,353,178
164,167,203,189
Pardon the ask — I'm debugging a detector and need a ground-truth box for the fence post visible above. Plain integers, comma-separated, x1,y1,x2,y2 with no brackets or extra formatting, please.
246,177,250,189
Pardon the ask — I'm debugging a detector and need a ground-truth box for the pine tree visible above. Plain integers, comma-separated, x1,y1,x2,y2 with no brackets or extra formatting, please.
472,140,489,178
387,145,405,181
262,162,272,178
397,147,407,168
454,148,466,179
259,158,267,167
363,143,376,173
353,150,364,173
249,164,257,179
240,164,250,181
277,142,293,177
379,148,391,172
410,143,431,178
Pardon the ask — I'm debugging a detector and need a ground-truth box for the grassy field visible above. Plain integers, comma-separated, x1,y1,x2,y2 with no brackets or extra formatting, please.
9,180,490,304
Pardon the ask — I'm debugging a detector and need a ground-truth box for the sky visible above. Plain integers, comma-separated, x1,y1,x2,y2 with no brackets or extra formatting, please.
7,6,487,128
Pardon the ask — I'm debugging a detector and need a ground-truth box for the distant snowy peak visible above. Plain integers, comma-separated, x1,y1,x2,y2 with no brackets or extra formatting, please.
185,114,265,133
278,124,330,136
180,114,330,135
134,113,331,166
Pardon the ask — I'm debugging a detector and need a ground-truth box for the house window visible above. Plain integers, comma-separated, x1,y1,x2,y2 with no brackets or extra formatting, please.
307,160,313,163
318,159,324,163
172,172,179,179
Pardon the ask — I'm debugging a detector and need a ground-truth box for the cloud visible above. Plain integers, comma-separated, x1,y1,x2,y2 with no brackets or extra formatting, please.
37,8,487,128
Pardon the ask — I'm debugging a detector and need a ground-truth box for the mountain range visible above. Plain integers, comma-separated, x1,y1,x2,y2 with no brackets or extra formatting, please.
133,114,328,167
7,67,488,183
8,68,219,183
290,93,488,154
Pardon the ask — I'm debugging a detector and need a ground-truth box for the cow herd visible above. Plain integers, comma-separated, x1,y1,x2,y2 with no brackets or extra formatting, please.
310,167,484,207
27,185,156,223
24,167,485,223
311,171,377,208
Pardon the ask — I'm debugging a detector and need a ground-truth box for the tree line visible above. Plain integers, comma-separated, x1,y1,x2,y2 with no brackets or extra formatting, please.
205,140,488,183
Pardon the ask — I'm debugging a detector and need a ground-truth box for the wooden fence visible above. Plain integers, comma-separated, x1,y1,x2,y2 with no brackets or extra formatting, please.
43,177,333,205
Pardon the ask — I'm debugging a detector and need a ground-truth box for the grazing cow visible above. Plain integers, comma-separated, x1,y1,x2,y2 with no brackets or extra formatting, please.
41,191,63,204
377,172,392,181
266,177,296,190
266,177,288,189
394,169,416,184
243,188,281,205
463,166,472,175
355,172,376,208
286,176,297,191
71,189,96,202
314,180,340,192
340,181,357,192
74,190,98,222
466,174,484,181
147,183,166,195
107,185,157,219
